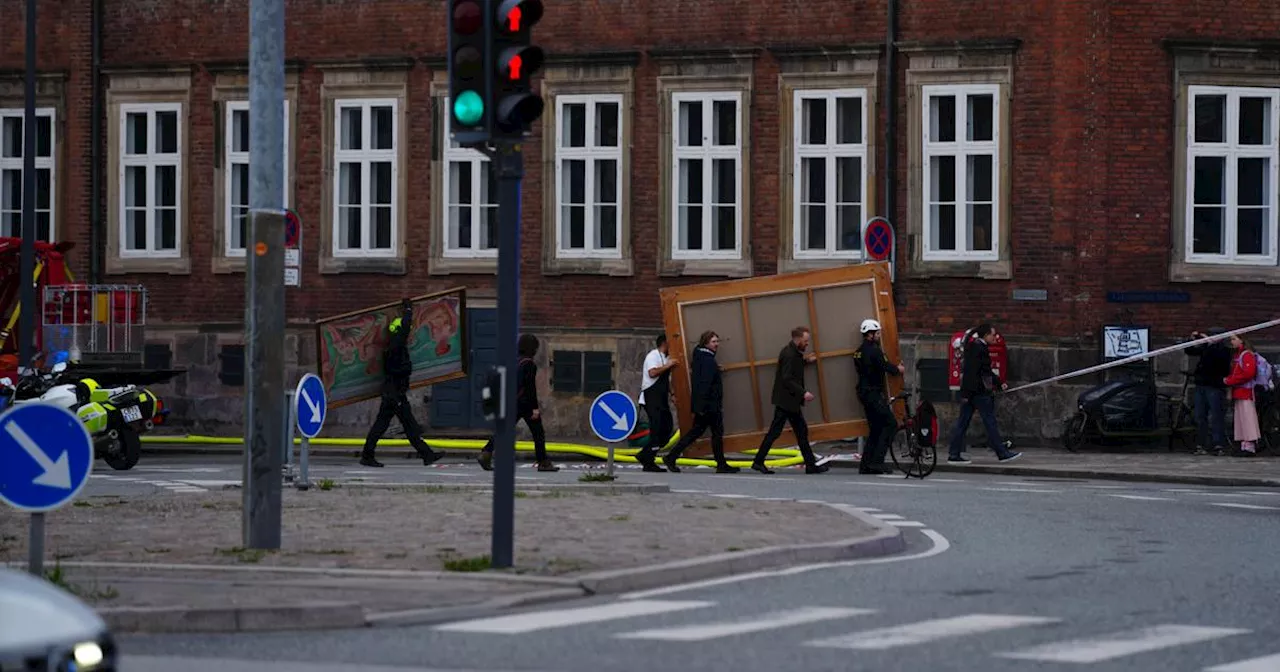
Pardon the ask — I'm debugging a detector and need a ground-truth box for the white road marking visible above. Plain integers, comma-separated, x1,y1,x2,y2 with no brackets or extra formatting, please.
1107,494,1176,502
616,606,874,642
856,507,883,512
175,480,240,487
671,489,709,494
711,493,752,499
996,625,1250,663
1165,488,1208,494
869,513,906,520
1241,491,1280,497
1206,652,1280,671
979,487,1061,494
807,614,1060,650
858,481,932,489
1082,485,1128,489
433,599,714,634
120,655,524,672
1209,503,1280,511
886,521,926,528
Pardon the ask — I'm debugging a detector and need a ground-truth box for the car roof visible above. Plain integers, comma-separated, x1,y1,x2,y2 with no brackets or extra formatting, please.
0,567,107,654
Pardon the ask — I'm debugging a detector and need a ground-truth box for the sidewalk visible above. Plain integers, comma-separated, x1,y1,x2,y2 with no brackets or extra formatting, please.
0,482,902,633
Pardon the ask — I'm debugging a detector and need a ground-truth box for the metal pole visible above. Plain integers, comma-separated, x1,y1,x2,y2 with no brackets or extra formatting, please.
283,390,295,482
491,141,523,569
22,0,41,579
297,435,310,490
243,0,286,550
607,442,614,478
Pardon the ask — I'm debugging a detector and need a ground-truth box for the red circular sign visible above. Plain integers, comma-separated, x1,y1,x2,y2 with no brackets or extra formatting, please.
284,209,301,249
864,219,893,261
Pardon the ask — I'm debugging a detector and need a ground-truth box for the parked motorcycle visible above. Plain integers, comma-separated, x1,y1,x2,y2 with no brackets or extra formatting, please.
0,353,170,471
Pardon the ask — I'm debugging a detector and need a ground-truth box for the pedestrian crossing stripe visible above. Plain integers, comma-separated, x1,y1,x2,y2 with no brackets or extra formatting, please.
805,614,1060,650
995,625,1250,663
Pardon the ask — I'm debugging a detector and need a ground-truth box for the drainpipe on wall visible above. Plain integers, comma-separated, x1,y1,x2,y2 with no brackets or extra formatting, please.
89,0,103,283
883,0,898,236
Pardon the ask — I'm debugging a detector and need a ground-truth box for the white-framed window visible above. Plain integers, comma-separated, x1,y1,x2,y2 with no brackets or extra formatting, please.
793,89,868,258
0,108,56,242
556,94,623,258
224,100,291,257
921,84,1000,261
333,98,397,257
119,102,182,257
441,96,497,258
1185,85,1280,265
671,91,742,259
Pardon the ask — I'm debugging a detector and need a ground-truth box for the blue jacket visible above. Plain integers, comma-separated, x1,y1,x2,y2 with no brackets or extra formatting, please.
689,346,723,415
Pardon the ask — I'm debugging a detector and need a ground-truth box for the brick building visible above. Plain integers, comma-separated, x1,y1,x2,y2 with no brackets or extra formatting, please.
0,0,1277,442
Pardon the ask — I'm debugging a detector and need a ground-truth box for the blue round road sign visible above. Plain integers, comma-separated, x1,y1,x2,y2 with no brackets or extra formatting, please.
0,403,94,513
589,390,638,443
294,373,328,439
864,219,894,261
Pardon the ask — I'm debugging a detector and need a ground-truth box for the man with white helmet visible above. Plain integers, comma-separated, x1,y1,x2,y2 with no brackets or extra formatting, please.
853,318,903,475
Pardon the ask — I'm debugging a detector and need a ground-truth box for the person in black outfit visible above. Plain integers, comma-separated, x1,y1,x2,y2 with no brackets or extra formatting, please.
946,323,1021,465
752,326,828,475
853,318,903,475
661,330,739,474
477,334,559,472
360,298,443,468
637,334,678,472
1188,326,1233,456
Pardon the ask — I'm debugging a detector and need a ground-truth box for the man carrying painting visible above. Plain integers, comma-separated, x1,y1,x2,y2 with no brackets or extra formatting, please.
359,298,444,468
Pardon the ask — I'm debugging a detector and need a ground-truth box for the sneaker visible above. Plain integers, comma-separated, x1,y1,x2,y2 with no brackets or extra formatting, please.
998,452,1022,463
947,457,972,465
1193,447,1208,456
359,455,384,468
421,451,443,466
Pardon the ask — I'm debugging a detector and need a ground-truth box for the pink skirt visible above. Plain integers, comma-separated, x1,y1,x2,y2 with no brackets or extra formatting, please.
1234,399,1261,442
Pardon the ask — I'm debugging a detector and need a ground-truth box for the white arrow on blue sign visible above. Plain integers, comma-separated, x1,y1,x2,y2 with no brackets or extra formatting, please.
588,390,638,444
294,373,328,439
0,403,94,513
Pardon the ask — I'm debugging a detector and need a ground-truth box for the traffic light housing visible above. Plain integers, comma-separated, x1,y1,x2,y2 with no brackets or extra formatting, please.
447,0,491,146
491,0,545,139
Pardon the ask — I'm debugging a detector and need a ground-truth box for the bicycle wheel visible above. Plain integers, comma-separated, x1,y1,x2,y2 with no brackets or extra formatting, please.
889,429,936,479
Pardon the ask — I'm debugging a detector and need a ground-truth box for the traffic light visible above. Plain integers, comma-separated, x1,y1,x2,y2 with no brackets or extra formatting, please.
481,366,506,421
447,0,491,146
491,0,545,139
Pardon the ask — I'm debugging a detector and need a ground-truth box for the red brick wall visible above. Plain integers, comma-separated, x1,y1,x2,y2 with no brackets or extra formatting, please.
2,0,1278,344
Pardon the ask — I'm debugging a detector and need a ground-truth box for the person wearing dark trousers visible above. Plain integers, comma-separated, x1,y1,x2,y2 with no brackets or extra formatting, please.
661,330,740,474
478,334,559,473
360,298,443,468
853,318,903,475
1188,327,1232,456
947,323,1022,465
637,334,677,472
752,326,828,475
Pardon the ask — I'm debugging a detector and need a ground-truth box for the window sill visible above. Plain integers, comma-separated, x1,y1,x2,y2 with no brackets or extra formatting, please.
907,255,1012,280
1170,258,1280,284
543,255,634,277
212,255,247,274
428,255,498,276
106,255,191,275
780,256,866,274
659,256,754,278
320,255,406,275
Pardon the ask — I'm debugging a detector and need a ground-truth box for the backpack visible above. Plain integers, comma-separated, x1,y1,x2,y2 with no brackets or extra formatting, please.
1253,352,1275,391
914,399,940,448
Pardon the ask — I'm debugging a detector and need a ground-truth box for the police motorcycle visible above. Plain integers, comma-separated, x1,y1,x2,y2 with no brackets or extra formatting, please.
0,350,169,471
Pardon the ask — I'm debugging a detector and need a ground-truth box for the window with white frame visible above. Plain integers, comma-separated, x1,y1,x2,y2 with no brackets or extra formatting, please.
556,94,622,257
1185,85,1280,265
793,90,867,258
224,100,291,256
921,84,1000,261
0,108,55,242
441,96,497,258
120,103,182,257
672,91,742,258
333,98,397,257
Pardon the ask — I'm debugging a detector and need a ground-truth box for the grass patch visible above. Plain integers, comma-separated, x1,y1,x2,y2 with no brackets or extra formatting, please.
441,553,492,572
726,546,743,552
144,547,171,554
609,514,630,522
308,549,350,555
72,501,92,508
44,562,119,601
317,478,336,491
384,551,408,559
216,546,273,563
514,491,528,498
578,472,617,483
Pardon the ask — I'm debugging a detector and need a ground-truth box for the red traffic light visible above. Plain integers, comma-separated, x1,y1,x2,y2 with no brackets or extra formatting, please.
453,0,482,34
495,0,543,33
498,46,544,82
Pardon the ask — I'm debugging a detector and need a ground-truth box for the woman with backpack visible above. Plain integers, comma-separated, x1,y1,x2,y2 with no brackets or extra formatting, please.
477,334,559,472
1223,335,1262,456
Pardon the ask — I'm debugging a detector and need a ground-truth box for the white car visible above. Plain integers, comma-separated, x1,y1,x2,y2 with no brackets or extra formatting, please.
0,567,118,671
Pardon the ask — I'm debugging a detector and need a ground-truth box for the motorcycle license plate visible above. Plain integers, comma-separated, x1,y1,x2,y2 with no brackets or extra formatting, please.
122,405,143,423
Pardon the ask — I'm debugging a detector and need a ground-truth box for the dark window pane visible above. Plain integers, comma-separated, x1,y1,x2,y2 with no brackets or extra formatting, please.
1238,208,1266,256
967,94,994,142
372,106,394,150
374,207,392,248
35,168,50,209
930,95,956,142
1238,97,1269,146
562,103,586,148
1237,157,1267,206
595,102,619,147
1192,207,1224,254
1194,95,1226,143
930,155,956,202
156,111,178,154
595,205,618,249
1193,156,1225,205
678,101,702,147
968,204,993,251
802,98,826,145
372,162,392,205
713,100,736,146
35,115,51,158
158,208,176,249
932,204,956,250
967,155,993,202
836,97,861,144
552,350,583,394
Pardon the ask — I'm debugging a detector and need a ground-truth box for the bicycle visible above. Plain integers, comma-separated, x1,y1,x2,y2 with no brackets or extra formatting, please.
888,391,937,479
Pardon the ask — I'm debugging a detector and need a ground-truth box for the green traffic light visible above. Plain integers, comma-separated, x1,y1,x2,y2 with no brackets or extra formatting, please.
454,90,484,127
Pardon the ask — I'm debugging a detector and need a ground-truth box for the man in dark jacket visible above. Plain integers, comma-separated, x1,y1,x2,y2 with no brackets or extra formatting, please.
478,333,558,472
661,330,739,474
360,298,442,468
947,323,1021,465
751,326,828,475
854,318,903,475
1188,327,1232,455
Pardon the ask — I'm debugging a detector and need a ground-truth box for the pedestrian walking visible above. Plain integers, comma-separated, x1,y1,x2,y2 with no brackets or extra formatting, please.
478,334,559,472
751,326,828,475
1224,334,1261,456
637,334,678,472
1188,327,1232,456
854,318,902,475
946,323,1021,465
661,330,739,474
359,298,443,468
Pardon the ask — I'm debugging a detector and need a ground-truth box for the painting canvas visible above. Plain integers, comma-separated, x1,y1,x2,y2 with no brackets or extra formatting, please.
315,288,468,408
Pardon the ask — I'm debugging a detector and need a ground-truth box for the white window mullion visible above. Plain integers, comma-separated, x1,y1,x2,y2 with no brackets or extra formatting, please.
584,102,597,252
701,98,713,252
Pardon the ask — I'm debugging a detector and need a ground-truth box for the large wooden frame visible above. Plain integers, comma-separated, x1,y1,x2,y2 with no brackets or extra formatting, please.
315,287,469,409
659,262,901,456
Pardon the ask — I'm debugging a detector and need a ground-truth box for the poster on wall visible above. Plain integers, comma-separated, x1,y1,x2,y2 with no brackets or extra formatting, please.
1102,325,1150,360
314,288,468,408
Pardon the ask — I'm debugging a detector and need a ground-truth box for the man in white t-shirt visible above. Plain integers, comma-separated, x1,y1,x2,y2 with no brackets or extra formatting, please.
638,334,678,472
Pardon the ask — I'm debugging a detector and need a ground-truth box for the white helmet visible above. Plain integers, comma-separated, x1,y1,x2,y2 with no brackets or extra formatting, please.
860,318,882,334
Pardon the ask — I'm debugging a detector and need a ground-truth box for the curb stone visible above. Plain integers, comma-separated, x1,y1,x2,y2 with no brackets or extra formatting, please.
365,587,590,628
335,482,672,495
98,600,367,634
823,456,1280,488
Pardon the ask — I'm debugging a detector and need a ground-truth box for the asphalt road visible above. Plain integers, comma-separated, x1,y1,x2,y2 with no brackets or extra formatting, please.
100,455,1280,672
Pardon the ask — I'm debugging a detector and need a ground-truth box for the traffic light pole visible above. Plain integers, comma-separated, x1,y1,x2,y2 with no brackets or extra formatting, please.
489,140,523,569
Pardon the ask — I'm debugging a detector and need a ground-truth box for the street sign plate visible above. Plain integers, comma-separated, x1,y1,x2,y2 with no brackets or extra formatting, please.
284,209,301,249
589,390,638,443
294,373,328,439
864,219,893,261
0,403,94,513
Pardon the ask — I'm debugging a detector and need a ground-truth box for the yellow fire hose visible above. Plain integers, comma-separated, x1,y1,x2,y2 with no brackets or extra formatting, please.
139,430,808,469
